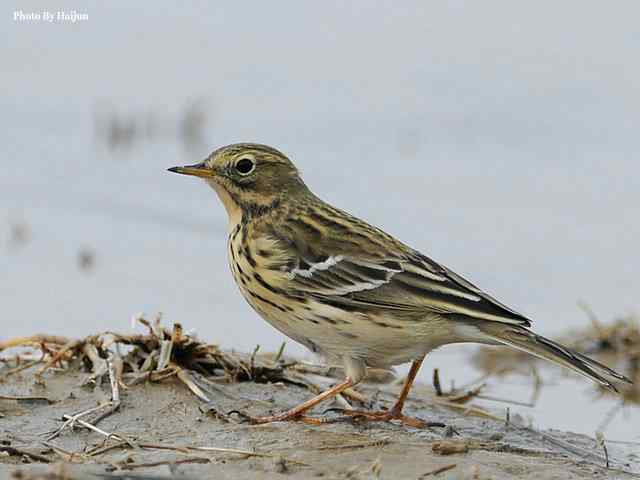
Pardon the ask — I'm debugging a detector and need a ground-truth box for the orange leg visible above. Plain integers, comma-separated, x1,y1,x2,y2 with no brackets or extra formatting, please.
231,377,355,425
231,355,443,428
332,355,443,428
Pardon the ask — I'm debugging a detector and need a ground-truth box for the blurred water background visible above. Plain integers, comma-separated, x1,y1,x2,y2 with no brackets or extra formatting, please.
2,2,638,442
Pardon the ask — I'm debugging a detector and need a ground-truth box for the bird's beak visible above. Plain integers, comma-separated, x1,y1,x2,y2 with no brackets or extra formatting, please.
167,162,214,178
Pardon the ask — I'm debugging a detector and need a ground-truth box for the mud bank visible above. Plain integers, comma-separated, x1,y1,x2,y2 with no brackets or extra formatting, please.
1,363,638,480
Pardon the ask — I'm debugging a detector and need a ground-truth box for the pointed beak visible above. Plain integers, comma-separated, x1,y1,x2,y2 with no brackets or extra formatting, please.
167,162,214,178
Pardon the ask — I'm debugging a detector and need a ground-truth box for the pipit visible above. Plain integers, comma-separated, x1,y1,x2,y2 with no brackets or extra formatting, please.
169,143,631,427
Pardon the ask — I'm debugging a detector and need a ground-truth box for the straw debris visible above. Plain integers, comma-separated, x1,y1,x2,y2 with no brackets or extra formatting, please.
0,315,352,407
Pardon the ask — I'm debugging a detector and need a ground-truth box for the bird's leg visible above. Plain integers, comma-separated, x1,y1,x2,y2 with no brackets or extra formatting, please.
231,377,355,425
330,355,443,428
387,354,425,415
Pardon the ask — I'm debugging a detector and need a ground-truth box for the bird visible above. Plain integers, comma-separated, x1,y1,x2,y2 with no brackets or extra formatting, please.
168,143,631,427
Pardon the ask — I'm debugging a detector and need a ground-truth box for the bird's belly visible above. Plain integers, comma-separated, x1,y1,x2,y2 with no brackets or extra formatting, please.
226,235,318,352
231,282,322,354
226,231,454,368
240,292,452,368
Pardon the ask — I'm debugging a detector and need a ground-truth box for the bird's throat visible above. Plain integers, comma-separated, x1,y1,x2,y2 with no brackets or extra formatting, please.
207,180,243,230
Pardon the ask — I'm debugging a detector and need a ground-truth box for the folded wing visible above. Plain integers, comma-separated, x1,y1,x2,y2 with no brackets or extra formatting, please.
282,247,532,327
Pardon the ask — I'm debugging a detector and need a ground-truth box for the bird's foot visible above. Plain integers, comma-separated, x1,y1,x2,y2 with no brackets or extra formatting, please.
227,377,358,426
325,408,445,429
228,409,329,425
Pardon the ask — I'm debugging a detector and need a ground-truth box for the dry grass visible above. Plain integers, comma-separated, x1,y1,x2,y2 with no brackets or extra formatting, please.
0,315,332,403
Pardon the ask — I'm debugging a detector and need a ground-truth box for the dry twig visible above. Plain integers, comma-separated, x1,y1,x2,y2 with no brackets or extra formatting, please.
420,463,457,477
0,445,51,463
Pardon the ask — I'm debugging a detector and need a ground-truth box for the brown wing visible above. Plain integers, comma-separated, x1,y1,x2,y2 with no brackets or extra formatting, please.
264,200,531,327
277,239,531,327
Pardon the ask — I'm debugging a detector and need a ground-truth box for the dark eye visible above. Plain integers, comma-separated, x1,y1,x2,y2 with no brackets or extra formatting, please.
235,158,255,175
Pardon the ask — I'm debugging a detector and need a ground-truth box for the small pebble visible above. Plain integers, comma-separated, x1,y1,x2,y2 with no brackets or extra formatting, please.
432,440,469,455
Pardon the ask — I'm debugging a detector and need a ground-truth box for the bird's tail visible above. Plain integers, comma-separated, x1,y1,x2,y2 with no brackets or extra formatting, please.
477,323,632,392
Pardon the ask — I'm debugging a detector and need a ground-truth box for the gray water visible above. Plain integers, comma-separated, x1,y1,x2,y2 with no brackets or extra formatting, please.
2,1,639,442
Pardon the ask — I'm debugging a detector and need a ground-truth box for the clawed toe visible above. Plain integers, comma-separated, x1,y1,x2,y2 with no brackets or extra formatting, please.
322,408,445,429
227,407,444,429
227,409,331,425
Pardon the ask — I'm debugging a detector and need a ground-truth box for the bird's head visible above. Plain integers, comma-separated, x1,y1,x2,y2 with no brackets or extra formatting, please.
169,143,307,224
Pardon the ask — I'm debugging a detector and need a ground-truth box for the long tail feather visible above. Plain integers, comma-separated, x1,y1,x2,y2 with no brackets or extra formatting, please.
478,324,632,392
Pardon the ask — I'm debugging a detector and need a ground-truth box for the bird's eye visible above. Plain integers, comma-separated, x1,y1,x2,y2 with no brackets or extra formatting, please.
235,158,255,175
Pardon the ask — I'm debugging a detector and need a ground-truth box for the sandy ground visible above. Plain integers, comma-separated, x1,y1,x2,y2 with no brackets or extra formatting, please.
1,363,638,480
